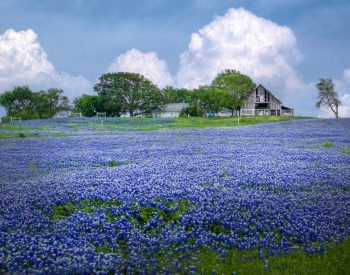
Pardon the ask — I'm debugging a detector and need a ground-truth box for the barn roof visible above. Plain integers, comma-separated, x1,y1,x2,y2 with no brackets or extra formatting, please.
254,84,282,103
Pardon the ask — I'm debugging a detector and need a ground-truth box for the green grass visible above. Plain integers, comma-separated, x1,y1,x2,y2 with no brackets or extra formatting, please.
339,147,350,154
0,124,43,131
321,141,334,148
188,239,350,275
0,133,70,139
50,198,349,274
102,160,128,167
51,199,122,221
170,115,309,129
0,116,311,134
93,116,310,131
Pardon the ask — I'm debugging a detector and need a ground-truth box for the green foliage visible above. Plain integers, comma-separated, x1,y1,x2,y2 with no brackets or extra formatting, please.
321,141,333,148
316,79,341,118
73,94,111,117
0,133,69,139
186,239,350,275
94,72,164,117
29,160,37,174
33,88,70,118
133,199,191,227
0,86,34,115
51,199,122,220
0,86,70,119
192,86,230,114
102,160,128,167
51,201,76,221
162,86,192,103
339,147,350,154
211,69,256,113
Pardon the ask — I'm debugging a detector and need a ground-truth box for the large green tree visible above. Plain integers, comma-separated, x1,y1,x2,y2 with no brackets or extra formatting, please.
0,86,70,119
211,69,256,115
73,94,110,117
162,86,192,103
192,86,229,114
34,88,70,118
0,86,34,116
94,72,163,117
316,78,341,118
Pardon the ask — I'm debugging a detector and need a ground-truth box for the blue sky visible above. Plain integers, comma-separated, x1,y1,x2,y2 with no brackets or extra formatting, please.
0,0,350,117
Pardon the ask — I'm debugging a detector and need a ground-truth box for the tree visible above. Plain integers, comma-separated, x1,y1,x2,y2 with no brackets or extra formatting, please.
211,69,256,115
316,79,341,118
94,72,164,117
162,86,191,103
0,86,70,119
74,94,110,117
192,86,228,114
0,86,34,116
34,88,70,118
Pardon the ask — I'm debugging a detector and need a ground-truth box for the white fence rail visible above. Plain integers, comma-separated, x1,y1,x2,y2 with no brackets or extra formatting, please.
241,109,270,116
241,109,294,116
282,110,294,116
10,117,22,123
70,112,82,118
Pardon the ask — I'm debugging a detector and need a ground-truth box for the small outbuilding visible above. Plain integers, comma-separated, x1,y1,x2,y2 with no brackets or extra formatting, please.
153,103,189,118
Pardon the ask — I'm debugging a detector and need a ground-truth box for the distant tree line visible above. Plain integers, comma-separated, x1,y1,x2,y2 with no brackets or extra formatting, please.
74,70,256,117
0,71,342,120
0,70,257,119
0,86,69,121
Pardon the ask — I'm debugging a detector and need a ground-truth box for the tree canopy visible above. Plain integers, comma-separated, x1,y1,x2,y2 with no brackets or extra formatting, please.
316,79,341,118
211,69,256,114
94,72,164,117
73,94,111,117
162,86,192,104
0,86,70,120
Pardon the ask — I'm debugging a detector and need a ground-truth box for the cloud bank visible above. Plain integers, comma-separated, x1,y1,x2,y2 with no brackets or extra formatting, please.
0,29,91,99
108,48,173,88
177,8,302,90
1,9,349,118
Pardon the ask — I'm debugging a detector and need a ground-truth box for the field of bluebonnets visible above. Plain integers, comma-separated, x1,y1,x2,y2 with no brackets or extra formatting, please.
0,118,350,273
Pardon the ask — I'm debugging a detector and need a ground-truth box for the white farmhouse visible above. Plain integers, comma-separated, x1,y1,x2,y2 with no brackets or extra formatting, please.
153,103,189,118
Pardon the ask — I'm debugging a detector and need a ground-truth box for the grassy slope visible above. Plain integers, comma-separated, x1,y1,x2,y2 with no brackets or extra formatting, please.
92,116,312,131
193,240,350,274
0,133,70,139
172,116,309,129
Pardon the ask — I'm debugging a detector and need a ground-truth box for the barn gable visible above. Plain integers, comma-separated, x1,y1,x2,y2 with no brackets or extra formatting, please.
240,84,293,116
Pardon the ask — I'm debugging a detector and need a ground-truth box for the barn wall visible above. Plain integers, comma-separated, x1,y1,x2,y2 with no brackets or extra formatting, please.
269,95,281,110
241,92,255,109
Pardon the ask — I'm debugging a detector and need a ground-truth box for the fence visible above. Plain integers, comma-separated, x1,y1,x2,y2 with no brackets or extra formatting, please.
241,109,270,116
96,112,106,118
10,117,22,123
241,109,294,116
70,112,82,118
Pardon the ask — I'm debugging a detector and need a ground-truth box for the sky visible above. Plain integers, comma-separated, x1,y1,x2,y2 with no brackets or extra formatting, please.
0,0,350,117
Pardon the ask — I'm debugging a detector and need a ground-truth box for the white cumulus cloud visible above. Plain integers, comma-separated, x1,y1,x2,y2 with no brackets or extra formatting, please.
108,48,173,88
343,68,350,83
319,93,350,118
0,29,91,99
176,7,317,115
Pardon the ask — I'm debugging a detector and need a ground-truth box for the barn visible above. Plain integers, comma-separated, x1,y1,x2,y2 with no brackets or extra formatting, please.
240,84,294,116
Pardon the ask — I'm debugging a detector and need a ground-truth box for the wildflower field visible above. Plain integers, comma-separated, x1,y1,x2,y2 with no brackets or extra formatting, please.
0,118,349,274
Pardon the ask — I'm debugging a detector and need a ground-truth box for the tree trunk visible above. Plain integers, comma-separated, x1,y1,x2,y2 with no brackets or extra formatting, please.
129,109,134,118
335,104,339,118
